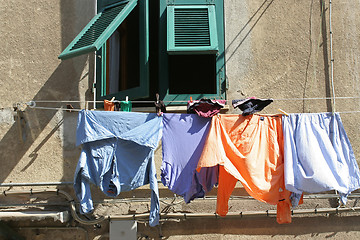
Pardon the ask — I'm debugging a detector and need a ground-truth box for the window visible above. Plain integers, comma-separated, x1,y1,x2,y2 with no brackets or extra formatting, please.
59,0,225,103
98,0,149,100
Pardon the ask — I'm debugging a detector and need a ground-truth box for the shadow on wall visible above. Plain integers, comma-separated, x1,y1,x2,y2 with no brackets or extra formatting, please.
303,0,332,112
223,0,275,65
219,0,275,93
0,1,94,183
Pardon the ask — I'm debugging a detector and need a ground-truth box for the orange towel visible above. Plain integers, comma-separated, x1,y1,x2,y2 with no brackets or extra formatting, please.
197,114,292,224
104,100,115,111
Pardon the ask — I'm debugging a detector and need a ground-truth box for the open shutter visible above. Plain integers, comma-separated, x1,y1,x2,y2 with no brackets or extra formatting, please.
167,5,218,54
58,0,138,60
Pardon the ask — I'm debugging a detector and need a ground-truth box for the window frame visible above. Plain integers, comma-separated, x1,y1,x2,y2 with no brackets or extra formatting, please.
59,0,225,104
96,0,150,101
58,0,138,60
158,0,226,103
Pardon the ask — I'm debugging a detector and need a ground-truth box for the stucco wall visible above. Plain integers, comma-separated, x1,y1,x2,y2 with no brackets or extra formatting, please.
1,0,360,239
0,0,94,183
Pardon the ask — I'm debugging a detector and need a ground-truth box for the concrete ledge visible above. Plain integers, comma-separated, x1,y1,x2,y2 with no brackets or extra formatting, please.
0,211,69,223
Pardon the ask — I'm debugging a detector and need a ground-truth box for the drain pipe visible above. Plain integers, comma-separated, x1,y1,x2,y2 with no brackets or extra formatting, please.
2,189,105,225
3,189,360,224
0,211,69,223
109,206,360,221
0,182,73,187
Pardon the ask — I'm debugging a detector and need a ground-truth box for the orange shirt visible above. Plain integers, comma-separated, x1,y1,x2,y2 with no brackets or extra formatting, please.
197,114,291,224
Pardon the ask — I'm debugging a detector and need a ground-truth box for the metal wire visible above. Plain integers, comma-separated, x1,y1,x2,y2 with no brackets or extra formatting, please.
25,96,360,104
329,0,336,113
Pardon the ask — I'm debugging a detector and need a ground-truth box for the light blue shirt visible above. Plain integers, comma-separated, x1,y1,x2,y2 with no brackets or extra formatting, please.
283,113,360,207
74,110,162,226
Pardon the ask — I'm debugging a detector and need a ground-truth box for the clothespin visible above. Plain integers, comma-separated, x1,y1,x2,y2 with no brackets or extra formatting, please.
278,108,289,116
125,96,128,102
190,96,193,102
110,97,115,102
66,104,74,112
155,93,162,116
156,93,160,104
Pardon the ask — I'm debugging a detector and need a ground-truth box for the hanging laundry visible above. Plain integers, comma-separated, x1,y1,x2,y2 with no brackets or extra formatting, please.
120,101,132,112
74,110,162,227
187,98,226,118
104,99,119,111
197,114,292,224
104,100,132,112
232,97,273,116
161,113,218,203
283,113,360,207
154,100,167,115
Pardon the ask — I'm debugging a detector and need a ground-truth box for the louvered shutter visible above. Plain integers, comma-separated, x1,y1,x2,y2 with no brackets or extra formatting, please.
167,5,218,54
58,0,138,60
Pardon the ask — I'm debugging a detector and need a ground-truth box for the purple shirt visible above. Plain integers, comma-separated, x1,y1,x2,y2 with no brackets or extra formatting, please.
161,113,218,203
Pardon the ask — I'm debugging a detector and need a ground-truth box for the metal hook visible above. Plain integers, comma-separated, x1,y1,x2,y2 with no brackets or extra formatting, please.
27,101,36,108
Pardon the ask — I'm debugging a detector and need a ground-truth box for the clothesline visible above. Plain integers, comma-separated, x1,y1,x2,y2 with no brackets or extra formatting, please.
19,105,360,115
12,96,360,114
21,96,360,104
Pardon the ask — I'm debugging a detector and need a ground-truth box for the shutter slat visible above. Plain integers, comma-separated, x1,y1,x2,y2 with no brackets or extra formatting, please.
59,0,138,60
167,5,218,53
71,4,127,51
174,8,210,47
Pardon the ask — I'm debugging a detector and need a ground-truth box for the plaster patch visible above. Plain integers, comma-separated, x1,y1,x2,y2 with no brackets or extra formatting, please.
0,108,15,125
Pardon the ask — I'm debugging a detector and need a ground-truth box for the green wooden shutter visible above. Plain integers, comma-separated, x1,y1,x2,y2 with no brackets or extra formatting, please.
58,0,138,60
167,5,218,54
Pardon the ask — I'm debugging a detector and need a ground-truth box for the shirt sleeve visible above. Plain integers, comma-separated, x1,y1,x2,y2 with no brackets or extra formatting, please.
74,149,94,214
148,153,160,227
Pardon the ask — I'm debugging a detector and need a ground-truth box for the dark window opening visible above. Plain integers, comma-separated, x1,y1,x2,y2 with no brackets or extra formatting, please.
168,54,216,94
149,0,160,98
106,5,140,94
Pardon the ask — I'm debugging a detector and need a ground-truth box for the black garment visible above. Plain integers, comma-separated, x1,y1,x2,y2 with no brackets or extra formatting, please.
155,101,167,114
232,98,273,116
187,98,226,117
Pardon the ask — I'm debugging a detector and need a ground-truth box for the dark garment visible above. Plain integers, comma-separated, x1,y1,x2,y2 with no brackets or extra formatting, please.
114,101,121,111
187,98,226,118
154,100,167,114
232,97,273,116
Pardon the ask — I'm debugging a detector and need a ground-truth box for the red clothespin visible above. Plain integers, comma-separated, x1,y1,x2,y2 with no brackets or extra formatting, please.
190,96,193,102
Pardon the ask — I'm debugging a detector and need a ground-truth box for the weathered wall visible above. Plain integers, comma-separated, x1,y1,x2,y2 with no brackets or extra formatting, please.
1,0,360,239
0,0,94,183
0,0,96,238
